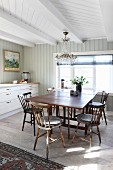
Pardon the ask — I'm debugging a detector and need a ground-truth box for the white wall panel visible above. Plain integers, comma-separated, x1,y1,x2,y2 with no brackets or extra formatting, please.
23,39,113,94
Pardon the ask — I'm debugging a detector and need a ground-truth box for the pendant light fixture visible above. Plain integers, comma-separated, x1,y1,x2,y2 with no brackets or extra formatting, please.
55,32,77,65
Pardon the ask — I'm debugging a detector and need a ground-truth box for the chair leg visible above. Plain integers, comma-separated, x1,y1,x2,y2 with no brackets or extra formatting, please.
33,115,35,136
97,125,101,144
53,105,56,113
90,126,92,148
103,109,107,125
59,126,65,147
31,114,32,125
46,130,49,160
71,122,80,143
34,127,40,150
22,113,26,131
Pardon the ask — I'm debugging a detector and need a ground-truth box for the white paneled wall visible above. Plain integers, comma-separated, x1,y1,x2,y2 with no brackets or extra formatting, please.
0,39,24,83
23,44,56,94
24,39,113,95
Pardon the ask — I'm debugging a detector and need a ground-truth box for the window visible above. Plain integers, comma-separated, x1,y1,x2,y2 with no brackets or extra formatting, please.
56,54,113,92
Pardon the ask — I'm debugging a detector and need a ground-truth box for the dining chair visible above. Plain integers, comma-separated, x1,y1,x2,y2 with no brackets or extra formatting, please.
47,87,66,119
47,87,55,93
18,92,42,136
31,103,65,160
89,91,109,125
72,104,104,147
47,87,56,114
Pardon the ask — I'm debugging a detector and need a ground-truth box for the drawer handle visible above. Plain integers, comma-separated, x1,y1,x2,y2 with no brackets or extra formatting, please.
6,93,11,95
6,89,10,90
6,101,11,103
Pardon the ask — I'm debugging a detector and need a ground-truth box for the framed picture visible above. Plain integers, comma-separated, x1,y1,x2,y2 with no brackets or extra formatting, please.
3,50,20,72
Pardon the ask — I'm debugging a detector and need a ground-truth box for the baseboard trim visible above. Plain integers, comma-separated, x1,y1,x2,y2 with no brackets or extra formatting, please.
0,108,23,120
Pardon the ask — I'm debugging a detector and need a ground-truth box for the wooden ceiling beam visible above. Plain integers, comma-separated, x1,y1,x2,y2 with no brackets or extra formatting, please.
99,0,113,41
0,8,57,45
37,0,82,43
0,30,35,47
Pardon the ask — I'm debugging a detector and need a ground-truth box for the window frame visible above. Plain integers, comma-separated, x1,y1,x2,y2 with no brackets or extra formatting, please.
53,51,113,92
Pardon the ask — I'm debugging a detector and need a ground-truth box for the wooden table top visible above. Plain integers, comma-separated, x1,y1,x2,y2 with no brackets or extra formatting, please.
28,90,96,109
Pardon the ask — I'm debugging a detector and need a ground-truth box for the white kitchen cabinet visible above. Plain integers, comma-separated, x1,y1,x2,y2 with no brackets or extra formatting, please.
0,83,39,119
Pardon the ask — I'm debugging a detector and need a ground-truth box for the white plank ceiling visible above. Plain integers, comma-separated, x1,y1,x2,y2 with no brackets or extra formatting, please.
0,0,112,47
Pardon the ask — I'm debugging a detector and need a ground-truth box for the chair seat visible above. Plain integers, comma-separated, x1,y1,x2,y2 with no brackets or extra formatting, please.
77,113,92,123
25,107,43,113
30,102,49,108
89,102,104,107
35,103,49,108
45,116,62,126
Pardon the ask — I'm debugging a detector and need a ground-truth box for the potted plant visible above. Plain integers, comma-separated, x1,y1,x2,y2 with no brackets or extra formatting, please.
70,76,88,92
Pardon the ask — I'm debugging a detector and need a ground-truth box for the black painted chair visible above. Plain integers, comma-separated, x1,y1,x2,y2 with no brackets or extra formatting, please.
18,92,42,136
72,104,105,147
89,91,109,125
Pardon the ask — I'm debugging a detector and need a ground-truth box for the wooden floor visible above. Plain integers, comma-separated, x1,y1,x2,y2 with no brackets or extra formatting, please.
0,111,113,170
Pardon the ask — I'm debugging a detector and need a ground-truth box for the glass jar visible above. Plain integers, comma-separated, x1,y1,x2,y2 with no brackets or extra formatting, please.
21,72,31,82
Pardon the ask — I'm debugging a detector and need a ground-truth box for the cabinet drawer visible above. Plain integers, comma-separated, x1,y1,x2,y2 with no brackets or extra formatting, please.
19,86,38,95
5,86,20,91
0,99,21,115
27,84,38,94
0,91,19,102
0,88,12,94
29,84,38,88
0,86,20,93
20,84,29,90
19,89,32,95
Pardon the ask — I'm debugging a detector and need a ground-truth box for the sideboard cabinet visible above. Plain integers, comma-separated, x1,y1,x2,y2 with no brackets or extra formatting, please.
0,83,39,119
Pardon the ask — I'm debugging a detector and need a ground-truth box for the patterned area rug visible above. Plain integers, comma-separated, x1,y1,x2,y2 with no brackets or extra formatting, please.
0,142,65,170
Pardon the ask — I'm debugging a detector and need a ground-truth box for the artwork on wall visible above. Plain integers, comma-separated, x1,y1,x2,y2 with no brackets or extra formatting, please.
3,50,20,72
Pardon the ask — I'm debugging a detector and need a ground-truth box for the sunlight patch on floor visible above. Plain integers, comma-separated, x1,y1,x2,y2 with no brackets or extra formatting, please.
86,146,101,153
64,164,98,170
66,147,85,153
84,152,100,158
84,146,100,158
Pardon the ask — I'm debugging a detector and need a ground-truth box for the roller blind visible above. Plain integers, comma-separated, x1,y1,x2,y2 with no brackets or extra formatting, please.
57,54,113,65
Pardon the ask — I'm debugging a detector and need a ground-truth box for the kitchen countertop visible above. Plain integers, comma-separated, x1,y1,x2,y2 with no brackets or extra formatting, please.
0,82,40,88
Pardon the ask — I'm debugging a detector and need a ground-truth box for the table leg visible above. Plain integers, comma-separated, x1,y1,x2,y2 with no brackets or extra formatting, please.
85,125,88,136
63,107,66,125
48,105,52,115
56,105,59,116
68,108,70,139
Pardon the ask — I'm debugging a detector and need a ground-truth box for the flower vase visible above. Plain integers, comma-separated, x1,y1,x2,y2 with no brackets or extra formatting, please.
76,84,82,93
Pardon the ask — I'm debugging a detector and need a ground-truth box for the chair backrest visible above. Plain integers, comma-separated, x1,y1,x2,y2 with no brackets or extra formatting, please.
31,104,50,130
23,92,32,98
18,92,32,110
47,87,55,93
101,91,109,104
87,105,104,124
